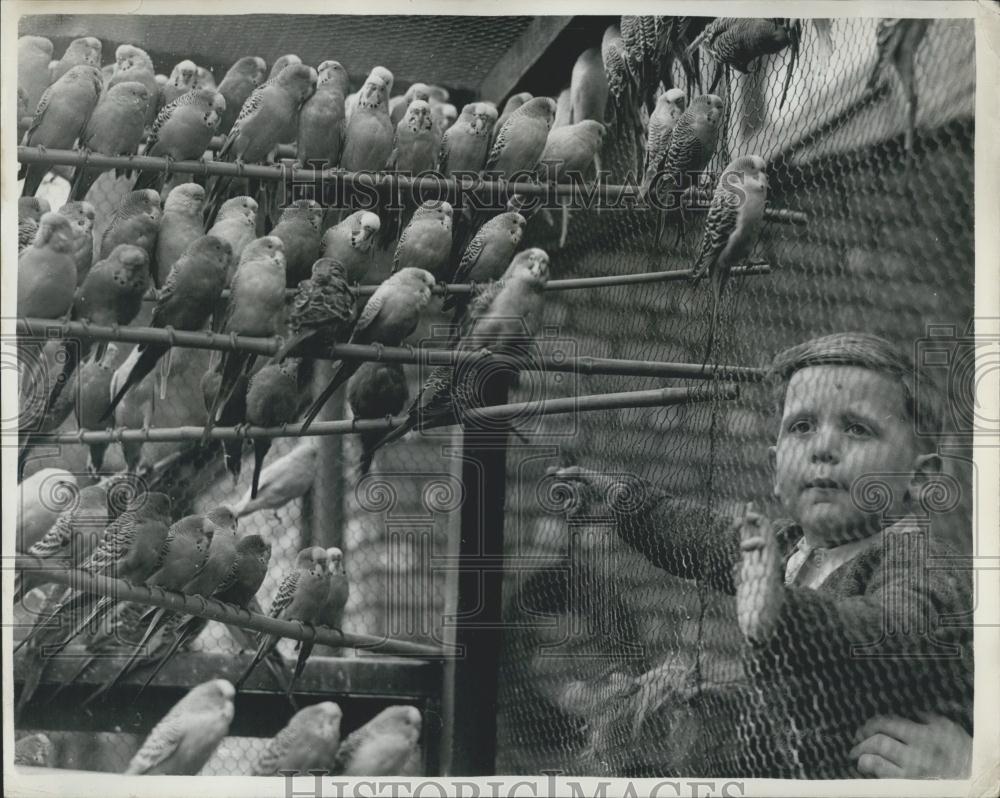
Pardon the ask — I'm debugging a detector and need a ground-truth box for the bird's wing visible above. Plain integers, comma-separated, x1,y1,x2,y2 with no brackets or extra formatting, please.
451,227,486,285
352,289,386,338
391,225,410,273
268,569,301,619
28,511,74,558
24,85,55,141
220,84,267,159
331,725,369,774
484,118,512,173
692,188,740,276
127,712,186,773
253,723,299,775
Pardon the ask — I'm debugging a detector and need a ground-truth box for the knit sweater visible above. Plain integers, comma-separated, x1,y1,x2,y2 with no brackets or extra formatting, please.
606,481,974,778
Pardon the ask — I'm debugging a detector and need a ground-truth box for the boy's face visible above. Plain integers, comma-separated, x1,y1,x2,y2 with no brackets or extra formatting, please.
771,365,927,545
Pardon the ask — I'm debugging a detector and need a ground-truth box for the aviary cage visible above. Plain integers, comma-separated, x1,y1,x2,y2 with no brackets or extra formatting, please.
11,12,976,780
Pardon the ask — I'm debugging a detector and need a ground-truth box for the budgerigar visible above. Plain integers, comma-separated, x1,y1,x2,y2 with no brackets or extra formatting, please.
69,81,150,201
298,268,437,433
217,56,267,135
297,60,350,169
438,102,497,177
204,236,286,438
125,679,235,774
19,65,103,197
320,210,381,283
156,184,207,286
689,154,768,365
253,702,343,776
103,236,232,421
133,88,227,193
332,706,422,776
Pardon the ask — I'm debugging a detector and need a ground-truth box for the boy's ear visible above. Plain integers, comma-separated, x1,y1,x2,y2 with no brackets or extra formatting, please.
908,453,943,498
768,445,779,498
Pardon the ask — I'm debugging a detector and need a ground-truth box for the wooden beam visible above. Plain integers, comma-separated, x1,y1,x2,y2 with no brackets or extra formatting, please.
478,16,573,103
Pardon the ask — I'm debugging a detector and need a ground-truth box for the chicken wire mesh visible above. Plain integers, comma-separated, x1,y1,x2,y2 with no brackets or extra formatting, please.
493,16,976,778
13,11,977,781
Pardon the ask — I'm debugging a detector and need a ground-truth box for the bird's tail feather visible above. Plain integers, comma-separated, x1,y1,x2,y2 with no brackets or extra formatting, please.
102,345,164,422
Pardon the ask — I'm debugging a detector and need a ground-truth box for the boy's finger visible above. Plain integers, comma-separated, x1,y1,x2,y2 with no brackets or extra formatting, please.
856,753,905,779
858,715,923,744
849,733,909,767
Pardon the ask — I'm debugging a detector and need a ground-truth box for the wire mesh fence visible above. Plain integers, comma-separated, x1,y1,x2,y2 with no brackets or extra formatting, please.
13,12,977,781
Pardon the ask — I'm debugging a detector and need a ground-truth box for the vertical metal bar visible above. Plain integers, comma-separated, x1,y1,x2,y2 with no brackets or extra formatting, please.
309,360,346,657
440,384,511,776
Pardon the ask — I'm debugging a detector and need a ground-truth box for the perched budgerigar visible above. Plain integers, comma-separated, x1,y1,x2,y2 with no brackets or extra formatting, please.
341,72,394,173
16,469,77,554
494,92,532,145
389,82,431,126
88,507,238,703
204,236,287,437
347,362,409,476
103,235,232,421
485,97,558,181
372,248,549,452
13,483,111,604
74,344,122,474
601,25,642,149
244,358,303,500
161,59,199,106
431,102,458,136
438,102,498,177
43,243,150,417
392,200,453,277
269,199,324,287
689,154,768,365
57,201,97,286
345,65,394,124
570,47,609,124
286,547,349,695
299,267,437,433
217,56,267,135
642,88,687,183
125,679,235,774
688,17,793,76
332,706,422,776
19,65,103,197
156,184,207,286
253,702,343,776
268,54,302,81
646,93,724,248
14,733,53,768
205,63,317,224
18,36,55,116
99,188,162,265
321,210,381,283
538,120,606,247
235,547,330,691
208,195,259,273
51,37,102,84
18,197,50,254
388,98,439,174
297,60,350,169
134,533,272,696
17,213,79,319
108,44,161,127
274,257,357,362
444,211,526,322
133,88,227,193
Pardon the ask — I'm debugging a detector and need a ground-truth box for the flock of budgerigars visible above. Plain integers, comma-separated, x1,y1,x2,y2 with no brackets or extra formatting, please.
14,16,928,776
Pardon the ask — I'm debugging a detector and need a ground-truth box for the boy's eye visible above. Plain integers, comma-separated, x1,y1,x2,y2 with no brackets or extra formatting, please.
845,423,872,437
787,419,813,434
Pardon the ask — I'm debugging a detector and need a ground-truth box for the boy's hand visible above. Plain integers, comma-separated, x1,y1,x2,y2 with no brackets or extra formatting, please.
543,465,650,518
735,502,785,645
849,712,972,778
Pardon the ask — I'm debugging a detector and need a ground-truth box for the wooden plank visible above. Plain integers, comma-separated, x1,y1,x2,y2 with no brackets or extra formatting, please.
478,16,574,103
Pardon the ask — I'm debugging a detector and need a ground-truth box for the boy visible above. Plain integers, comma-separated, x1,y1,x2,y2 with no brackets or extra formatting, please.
553,333,973,778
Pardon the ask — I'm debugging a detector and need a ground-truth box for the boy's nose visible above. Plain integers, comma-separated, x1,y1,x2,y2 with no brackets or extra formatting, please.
810,426,840,463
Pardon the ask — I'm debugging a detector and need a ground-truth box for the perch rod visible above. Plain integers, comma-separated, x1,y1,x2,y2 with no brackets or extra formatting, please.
12,555,442,657
16,147,808,225
20,385,740,445
15,318,767,381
